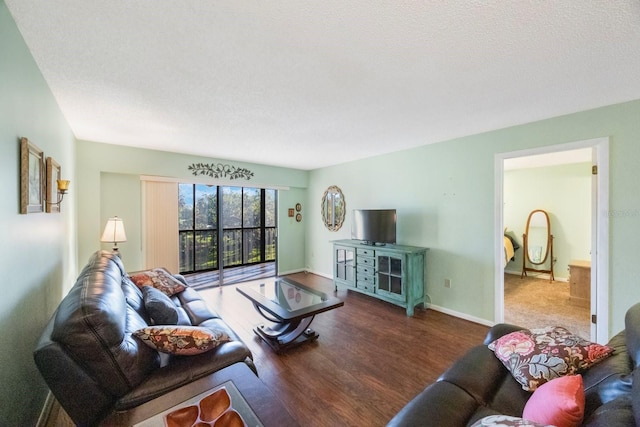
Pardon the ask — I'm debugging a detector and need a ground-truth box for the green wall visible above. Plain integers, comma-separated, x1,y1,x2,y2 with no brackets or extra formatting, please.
0,1,77,424
77,140,309,274
307,100,640,336
504,162,592,278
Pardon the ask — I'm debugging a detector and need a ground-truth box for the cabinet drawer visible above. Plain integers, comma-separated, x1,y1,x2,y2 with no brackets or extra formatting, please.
358,256,375,267
357,265,375,275
357,282,375,293
357,248,375,257
357,273,375,284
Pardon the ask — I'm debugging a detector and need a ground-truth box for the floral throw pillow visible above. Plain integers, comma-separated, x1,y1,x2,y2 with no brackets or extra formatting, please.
129,268,186,296
134,326,231,355
470,415,551,427
488,326,613,391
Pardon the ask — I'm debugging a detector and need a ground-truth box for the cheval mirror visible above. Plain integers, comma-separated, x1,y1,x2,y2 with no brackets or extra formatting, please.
521,209,555,282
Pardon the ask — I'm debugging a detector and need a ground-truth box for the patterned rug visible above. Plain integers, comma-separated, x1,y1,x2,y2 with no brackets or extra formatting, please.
504,273,591,339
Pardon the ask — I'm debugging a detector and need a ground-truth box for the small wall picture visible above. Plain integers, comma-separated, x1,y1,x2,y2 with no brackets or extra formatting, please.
295,203,302,212
20,137,45,214
46,157,61,213
296,213,302,222
288,208,295,217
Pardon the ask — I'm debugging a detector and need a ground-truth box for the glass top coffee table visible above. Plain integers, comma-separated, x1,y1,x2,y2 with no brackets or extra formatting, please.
237,278,344,352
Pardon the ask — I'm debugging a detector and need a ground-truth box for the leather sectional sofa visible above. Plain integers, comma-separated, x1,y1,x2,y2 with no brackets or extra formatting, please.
388,303,640,426
34,250,255,426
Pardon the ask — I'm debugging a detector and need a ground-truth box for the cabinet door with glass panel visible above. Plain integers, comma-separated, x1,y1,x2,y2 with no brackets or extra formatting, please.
334,245,355,287
376,251,405,301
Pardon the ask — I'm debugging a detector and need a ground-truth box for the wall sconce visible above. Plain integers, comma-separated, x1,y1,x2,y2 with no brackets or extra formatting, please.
47,179,70,207
100,216,127,255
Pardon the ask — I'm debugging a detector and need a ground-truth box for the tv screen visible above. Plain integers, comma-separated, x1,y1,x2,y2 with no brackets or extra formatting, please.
351,209,397,245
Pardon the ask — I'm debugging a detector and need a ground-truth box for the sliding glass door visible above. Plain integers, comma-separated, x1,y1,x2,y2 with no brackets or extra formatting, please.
179,184,276,274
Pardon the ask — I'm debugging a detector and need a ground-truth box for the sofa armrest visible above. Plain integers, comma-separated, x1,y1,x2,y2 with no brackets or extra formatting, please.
386,381,480,427
483,323,524,345
34,320,115,426
115,340,253,410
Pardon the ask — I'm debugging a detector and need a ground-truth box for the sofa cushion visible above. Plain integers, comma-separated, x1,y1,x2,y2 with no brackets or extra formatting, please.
129,268,186,296
523,374,585,427
142,285,179,325
488,326,614,391
133,326,231,355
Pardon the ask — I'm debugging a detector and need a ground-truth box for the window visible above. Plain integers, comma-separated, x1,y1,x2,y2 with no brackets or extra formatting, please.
179,184,276,274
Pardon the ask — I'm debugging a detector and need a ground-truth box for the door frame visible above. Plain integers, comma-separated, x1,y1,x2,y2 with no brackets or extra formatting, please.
494,137,609,343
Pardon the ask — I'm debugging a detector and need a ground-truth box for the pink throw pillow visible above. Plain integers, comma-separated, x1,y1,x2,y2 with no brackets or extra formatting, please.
523,374,585,427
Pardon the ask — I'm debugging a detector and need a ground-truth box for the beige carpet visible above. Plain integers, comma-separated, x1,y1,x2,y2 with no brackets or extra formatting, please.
504,273,591,339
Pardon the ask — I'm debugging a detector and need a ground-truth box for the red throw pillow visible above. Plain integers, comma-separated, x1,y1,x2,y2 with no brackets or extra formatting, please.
129,268,186,296
523,374,585,427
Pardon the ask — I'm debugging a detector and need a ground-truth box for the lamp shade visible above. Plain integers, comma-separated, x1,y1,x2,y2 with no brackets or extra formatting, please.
101,217,127,243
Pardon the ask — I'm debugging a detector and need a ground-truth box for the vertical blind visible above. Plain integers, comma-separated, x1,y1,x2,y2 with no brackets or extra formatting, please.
142,179,179,271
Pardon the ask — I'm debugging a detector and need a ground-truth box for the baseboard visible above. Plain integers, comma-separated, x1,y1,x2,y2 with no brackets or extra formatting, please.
36,391,55,427
279,268,332,280
426,303,495,327
277,268,306,276
505,269,568,282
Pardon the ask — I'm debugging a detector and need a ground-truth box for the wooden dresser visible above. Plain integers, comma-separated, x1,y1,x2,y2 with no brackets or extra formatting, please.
568,260,590,308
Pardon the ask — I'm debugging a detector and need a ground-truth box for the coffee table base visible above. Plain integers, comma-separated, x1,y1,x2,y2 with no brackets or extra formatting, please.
253,316,319,352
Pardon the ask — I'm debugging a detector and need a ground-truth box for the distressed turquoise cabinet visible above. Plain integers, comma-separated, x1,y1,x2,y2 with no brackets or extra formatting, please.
332,240,428,316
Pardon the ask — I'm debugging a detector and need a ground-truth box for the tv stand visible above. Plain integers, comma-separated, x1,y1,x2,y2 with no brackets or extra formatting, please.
359,241,386,246
332,239,428,316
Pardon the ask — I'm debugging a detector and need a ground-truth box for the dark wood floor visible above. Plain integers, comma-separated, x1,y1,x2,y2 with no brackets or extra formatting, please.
199,273,490,427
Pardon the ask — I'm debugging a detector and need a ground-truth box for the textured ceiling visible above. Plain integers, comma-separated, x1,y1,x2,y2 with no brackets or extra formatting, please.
5,1,640,170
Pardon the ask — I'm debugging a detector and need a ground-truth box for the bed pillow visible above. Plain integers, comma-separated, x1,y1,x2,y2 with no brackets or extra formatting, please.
523,374,585,427
142,285,179,325
129,268,186,296
133,326,230,355
488,326,613,391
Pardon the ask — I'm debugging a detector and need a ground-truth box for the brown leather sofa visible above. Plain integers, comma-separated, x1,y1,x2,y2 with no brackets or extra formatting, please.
34,250,255,426
388,303,640,426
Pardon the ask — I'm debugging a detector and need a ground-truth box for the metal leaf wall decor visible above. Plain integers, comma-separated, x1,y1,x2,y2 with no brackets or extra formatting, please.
188,163,254,180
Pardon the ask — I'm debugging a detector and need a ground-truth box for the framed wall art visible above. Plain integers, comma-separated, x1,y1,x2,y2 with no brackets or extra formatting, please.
20,137,45,214
46,157,61,213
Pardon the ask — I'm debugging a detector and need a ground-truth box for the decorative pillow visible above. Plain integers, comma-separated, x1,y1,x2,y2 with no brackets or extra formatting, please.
470,415,551,426
488,326,613,391
142,285,179,325
133,326,231,355
129,268,186,296
523,374,585,427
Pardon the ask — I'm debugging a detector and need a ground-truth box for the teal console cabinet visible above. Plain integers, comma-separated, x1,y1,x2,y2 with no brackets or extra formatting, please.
332,240,428,316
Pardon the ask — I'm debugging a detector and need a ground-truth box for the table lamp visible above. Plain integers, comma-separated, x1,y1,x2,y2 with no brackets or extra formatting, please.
101,216,127,255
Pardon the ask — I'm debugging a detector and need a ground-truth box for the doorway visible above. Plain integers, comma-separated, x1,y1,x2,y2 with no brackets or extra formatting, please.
494,138,610,343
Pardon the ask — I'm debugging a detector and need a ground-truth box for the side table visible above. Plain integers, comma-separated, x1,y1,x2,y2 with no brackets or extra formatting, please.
101,362,298,426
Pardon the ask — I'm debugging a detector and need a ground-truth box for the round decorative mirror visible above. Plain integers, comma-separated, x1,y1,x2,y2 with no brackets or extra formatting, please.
521,209,555,281
321,185,345,231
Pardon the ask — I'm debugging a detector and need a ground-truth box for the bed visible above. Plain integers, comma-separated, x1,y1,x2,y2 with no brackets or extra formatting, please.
503,234,519,268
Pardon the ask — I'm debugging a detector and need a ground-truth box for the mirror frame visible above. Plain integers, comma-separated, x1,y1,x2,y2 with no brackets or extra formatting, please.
321,185,345,232
524,209,551,265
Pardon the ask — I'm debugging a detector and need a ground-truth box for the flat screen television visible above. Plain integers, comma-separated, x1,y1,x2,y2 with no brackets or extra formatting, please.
351,209,397,245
